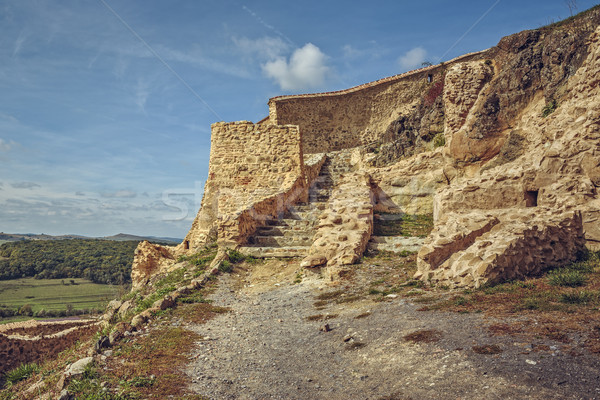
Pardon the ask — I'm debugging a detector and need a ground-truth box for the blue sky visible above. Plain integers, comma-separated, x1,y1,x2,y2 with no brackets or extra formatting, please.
1,0,597,238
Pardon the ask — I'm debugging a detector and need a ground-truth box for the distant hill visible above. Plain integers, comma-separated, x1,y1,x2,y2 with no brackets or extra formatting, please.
0,233,182,245
101,233,182,244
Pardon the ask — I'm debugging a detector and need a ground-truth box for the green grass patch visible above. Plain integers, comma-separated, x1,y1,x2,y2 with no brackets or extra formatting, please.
541,99,558,117
373,213,434,238
0,278,119,319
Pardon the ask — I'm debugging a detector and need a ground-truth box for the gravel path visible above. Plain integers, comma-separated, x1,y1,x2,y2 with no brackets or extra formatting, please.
186,264,600,399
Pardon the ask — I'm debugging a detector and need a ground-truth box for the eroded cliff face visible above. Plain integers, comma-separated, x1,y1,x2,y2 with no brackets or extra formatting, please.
131,7,600,289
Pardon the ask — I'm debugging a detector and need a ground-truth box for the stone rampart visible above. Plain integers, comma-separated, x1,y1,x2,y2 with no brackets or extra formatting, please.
269,51,488,154
182,121,307,249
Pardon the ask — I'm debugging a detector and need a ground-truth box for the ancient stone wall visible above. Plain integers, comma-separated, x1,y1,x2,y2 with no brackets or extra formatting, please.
304,153,327,188
269,51,487,154
0,320,98,375
182,121,306,249
416,209,585,287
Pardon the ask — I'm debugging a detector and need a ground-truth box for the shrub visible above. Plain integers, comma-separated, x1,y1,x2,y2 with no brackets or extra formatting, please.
433,132,446,148
218,260,233,273
227,250,246,264
542,99,558,117
18,304,33,316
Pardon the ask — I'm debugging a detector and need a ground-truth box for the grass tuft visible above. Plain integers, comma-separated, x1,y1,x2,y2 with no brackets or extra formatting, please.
4,363,39,387
560,290,595,304
548,269,587,287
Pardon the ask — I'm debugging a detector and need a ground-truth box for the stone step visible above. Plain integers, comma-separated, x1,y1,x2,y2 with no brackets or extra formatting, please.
266,218,316,228
367,236,425,253
306,195,329,203
288,209,322,220
290,203,326,212
256,225,316,237
250,235,314,247
238,246,309,258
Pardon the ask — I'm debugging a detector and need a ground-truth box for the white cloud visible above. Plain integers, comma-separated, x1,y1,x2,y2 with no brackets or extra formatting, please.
262,43,330,91
398,47,427,70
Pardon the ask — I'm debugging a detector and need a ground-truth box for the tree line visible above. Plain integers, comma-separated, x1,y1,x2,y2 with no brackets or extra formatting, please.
0,239,140,284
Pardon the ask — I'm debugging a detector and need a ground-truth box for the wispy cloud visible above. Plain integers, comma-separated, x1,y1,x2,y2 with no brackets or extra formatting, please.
100,190,137,198
12,30,28,57
342,44,361,59
233,36,289,60
11,181,41,189
398,47,427,70
262,43,330,91
0,139,17,152
241,5,294,46
135,78,150,113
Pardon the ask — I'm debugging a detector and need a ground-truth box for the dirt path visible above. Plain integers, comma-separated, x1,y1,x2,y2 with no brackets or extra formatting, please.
186,262,600,399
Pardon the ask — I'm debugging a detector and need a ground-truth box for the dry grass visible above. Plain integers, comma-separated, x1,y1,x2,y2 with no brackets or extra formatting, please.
403,329,442,344
173,302,229,324
104,326,201,398
472,344,503,355
415,252,600,353
306,314,338,321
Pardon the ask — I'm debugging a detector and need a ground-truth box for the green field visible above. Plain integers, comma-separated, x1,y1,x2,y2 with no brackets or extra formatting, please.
0,278,120,316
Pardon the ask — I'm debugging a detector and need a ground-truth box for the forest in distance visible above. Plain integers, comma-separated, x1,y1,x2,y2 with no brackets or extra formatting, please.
0,239,143,285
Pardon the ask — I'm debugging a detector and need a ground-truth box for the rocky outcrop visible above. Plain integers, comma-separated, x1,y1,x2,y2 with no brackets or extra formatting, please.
131,240,176,289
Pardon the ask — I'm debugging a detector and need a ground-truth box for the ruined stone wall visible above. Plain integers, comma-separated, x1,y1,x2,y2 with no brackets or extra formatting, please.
182,121,306,248
0,320,98,374
304,153,327,188
269,51,487,154
301,172,374,278
416,209,585,287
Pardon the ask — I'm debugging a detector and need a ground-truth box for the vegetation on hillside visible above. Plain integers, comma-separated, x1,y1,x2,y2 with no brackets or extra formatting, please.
0,239,140,285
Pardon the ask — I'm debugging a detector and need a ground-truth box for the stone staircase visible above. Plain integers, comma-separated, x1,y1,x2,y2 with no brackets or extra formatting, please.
239,155,351,258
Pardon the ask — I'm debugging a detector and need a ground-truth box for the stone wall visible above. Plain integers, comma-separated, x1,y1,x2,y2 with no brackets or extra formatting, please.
269,51,487,154
0,320,98,375
182,121,306,248
416,209,585,287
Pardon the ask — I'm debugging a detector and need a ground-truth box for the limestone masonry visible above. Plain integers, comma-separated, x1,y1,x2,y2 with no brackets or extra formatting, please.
133,9,600,288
